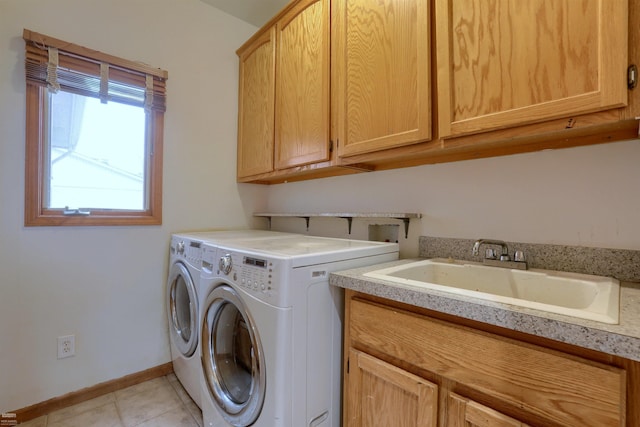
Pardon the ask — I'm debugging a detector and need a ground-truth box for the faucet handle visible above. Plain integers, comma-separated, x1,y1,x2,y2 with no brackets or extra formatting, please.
514,250,526,262
485,248,497,259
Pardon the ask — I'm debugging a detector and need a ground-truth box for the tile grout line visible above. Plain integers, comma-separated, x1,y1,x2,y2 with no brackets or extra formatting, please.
113,392,125,427
17,375,202,427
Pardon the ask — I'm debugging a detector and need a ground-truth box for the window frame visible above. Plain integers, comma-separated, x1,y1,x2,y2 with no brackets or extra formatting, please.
23,29,167,226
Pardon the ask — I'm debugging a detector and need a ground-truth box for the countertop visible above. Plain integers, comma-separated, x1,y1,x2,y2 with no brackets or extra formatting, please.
330,258,640,362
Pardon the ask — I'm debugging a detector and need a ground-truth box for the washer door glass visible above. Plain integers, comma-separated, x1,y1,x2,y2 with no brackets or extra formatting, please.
202,285,265,426
167,262,198,357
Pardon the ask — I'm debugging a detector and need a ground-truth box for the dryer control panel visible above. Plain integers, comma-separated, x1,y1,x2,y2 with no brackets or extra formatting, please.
170,237,202,268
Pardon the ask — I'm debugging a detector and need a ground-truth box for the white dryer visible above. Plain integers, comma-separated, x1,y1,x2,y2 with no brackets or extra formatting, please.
199,235,399,427
167,230,297,409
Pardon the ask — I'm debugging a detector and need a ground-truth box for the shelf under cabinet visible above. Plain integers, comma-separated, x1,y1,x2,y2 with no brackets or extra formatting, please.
253,212,422,238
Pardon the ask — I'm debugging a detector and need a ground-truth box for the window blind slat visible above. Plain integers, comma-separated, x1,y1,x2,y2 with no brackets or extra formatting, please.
24,31,167,112
23,29,167,79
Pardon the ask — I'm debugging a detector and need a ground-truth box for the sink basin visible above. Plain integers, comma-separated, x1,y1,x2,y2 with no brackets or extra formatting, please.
363,258,620,324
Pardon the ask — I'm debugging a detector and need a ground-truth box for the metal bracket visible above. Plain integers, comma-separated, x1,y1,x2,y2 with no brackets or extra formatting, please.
394,218,411,238
340,217,354,234
629,64,638,90
298,216,311,231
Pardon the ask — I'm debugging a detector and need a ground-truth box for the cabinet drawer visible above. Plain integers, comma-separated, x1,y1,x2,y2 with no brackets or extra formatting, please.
349,299,625,427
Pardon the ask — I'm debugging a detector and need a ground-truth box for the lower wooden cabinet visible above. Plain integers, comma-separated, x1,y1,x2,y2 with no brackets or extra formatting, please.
447,393,529,427
347,349,438,427
343,290,634,427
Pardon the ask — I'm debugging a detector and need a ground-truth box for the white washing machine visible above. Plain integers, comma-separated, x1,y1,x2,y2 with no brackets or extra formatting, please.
167,230,297,408
199,235,399,427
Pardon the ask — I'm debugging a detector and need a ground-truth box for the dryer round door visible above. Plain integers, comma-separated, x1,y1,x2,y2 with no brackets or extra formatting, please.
167,262,198,357
201,284,265,427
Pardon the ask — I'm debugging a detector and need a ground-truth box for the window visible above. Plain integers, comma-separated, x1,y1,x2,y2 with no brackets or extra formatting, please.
23,29,167,226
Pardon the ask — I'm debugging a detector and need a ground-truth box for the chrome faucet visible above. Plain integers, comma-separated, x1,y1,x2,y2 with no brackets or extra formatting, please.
472,239,528,270
472,239,510,261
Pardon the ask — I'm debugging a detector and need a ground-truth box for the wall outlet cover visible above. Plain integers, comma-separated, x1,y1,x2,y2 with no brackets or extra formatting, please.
57,335,75,359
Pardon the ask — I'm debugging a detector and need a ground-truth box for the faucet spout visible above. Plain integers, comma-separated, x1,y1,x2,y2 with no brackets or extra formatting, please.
472,239,510,260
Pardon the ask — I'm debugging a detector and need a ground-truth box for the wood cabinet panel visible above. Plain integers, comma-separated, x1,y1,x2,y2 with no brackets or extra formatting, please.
275,0,330,169
436,0,628,137
447,393,530,427
349,298,625,426
237,0,637,183
347,348,438,427
237,29,276,178
335,0,432,157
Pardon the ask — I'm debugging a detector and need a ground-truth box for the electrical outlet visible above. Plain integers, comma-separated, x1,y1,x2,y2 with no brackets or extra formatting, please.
57,335,75,359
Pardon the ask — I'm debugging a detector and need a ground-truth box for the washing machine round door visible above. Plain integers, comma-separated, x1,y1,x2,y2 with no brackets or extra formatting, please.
201,285,265,427
167,262,198,357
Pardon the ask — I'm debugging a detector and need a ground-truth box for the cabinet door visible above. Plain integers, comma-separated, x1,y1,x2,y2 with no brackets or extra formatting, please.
335,0,432,157
447,393,530,427
275,0,330,169
436,0,628,138
347,349,438,427
237,28,276,178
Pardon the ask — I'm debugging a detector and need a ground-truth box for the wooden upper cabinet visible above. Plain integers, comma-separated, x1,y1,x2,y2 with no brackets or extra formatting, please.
237,28,276,178
347,349,438,427
275,0,331,169
436,0,629,138
335,0,432,157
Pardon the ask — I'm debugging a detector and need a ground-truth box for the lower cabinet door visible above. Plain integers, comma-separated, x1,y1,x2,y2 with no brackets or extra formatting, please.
447,393,530,427
347,349,438,427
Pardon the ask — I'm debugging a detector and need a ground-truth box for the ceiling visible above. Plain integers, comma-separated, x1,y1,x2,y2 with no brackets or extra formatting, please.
200,0,291,27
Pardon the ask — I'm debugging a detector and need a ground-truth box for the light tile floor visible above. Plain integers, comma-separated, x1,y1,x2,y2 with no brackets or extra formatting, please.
17,374,202,427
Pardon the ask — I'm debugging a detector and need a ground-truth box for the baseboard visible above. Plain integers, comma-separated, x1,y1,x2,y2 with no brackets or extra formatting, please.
10,362,173,424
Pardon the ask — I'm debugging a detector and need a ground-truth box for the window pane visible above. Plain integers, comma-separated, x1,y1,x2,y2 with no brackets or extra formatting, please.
47,90,147,210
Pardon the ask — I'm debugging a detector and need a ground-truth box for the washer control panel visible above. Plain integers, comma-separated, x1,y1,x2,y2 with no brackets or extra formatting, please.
218,251,284,306
238,256,270,291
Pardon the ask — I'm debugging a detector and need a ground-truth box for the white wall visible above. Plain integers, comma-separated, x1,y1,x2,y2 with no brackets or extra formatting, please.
265,139,640,258
0,0,264,412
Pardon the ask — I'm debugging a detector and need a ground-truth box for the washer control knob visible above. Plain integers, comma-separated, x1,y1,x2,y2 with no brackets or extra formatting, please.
176,241,185,255
218,255,233,275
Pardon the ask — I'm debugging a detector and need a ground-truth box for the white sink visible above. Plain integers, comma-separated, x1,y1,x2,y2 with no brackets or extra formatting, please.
364,258,620,324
